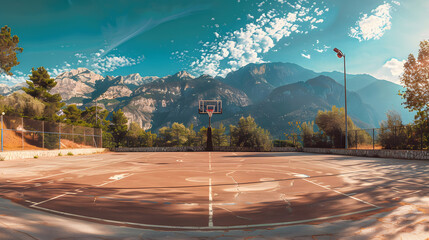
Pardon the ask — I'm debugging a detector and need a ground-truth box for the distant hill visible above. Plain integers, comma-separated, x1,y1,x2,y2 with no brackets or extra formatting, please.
122,73,250,130
319,71,379,92
357,80,414,123
223,62,318,102
51,68,103,101
248,75,378,136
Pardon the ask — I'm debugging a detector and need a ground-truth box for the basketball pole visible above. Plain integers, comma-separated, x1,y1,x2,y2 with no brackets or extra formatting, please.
207,112,213,151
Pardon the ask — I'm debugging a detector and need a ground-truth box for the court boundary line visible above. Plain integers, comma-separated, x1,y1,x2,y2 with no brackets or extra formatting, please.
208,152,213,227
30,173,136,207
30,204,381,230
302,178,380,208
18,153,157,184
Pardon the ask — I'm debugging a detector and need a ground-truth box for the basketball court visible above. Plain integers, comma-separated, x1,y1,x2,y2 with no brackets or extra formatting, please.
0,151,427,237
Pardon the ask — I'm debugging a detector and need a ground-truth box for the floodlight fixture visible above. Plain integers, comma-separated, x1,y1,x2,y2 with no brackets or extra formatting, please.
333,47,348,149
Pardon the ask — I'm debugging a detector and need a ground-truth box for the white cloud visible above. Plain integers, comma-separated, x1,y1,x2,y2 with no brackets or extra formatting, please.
48,64,73,77
0,71,27,86
313,40,330,53
349,2,394,41
373,58,405,84
47,49,144,77
90,55,143,74
189,1,328,77
301,53,311,59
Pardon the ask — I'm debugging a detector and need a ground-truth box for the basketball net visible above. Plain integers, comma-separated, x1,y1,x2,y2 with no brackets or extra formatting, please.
207,109,214,118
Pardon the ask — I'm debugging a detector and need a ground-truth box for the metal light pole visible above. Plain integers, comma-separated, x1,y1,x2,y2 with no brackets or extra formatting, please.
333,48,348,149
95,99,98,126
1,112,4,152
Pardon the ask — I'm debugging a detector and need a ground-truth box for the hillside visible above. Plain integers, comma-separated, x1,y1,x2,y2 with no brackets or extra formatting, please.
223,62,318,102
122,73,251,130
248,75,379,136
357,80,414,123
319,71,379,92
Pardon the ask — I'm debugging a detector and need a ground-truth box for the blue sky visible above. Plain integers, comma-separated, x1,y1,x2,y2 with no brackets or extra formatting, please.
1,0,428,86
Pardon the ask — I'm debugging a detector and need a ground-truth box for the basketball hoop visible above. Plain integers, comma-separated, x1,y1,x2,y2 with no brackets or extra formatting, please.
207,109,214,118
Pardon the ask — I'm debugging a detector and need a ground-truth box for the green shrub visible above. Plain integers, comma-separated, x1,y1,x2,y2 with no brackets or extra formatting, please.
67,152,73,156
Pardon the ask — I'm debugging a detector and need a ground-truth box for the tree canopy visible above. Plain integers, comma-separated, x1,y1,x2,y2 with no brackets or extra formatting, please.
230,115,271,150
109,109,128,147
0,25,23,75
400,40,429,116
315,106,370,148
22,67,64,119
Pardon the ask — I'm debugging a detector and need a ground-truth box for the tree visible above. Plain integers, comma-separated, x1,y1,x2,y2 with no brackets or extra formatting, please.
212,123,228,146
198,123,228,147
81,105,109,128
22,67,64,119
0,26,23,75
157,123,195,147
0,92,45,118
109,109,128,147
315,106,371,148
63,104,83,124
400,40,429,117
230,116,271,151
126,122,157,147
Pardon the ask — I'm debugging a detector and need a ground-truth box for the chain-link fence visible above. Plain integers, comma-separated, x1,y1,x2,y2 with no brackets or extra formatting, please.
283,125,428,150
0,115,102,151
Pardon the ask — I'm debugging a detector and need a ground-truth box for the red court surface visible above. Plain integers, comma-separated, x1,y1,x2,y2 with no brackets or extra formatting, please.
0,152,428,239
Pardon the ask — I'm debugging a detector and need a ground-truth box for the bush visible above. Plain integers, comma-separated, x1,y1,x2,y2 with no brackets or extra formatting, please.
273,140,301,148
230,116,272,151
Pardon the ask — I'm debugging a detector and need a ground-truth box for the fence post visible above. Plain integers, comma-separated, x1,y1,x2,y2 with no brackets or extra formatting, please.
1,114,3,152
355,130,358,150
372,128,375,150
421,126,423,150
100,128,102,148
22,117,24,150
42,121,44,149
394,126,396,149
59,123,61,150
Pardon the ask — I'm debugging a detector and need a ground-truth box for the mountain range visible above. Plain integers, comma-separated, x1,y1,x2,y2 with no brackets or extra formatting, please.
0,63,414,137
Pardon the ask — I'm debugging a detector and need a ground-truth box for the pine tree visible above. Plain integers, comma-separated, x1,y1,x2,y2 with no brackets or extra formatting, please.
109,109,128,147
0,25,23,75
22,67,64,119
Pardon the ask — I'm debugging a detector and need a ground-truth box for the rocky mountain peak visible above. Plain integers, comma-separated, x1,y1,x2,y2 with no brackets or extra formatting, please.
174,71,194,79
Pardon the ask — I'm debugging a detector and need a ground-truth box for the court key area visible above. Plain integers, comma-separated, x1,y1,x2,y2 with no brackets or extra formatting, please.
0,152,428,239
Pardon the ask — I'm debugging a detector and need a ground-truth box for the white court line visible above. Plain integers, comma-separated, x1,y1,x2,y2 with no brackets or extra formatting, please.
95,173,135,187
311,161,428,187
31,173,136,207
32,192,73,206
209,152,212,172
18,153,157,183
30,204,381,230
208,152,214,227
302,178,380,208
208,177,213,227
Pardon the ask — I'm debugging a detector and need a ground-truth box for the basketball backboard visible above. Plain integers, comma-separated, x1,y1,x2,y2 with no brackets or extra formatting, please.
198,100,222,114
